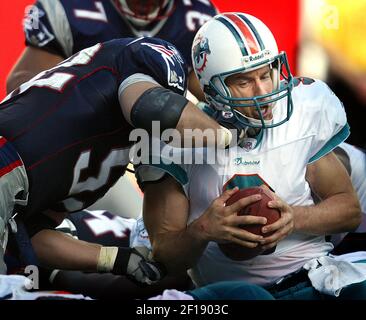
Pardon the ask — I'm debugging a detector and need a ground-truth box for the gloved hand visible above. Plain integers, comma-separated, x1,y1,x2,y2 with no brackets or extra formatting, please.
125,247,166,285
97,246,166,285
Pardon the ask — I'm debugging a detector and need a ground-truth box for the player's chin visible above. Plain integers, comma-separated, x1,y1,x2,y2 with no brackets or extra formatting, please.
253,108,273,120
262,105,273,118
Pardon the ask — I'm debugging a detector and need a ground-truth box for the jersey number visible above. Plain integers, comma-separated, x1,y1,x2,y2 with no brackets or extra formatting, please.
183,0,214,31
74,2,108,23
2,44,102,103
62,148,130,211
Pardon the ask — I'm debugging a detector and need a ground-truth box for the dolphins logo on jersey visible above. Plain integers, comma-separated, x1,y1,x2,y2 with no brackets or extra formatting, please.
192,36,211,75
141,42,186,92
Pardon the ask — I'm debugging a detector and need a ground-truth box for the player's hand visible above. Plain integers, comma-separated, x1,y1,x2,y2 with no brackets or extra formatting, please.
198,187,267,248
259,186,294,250
100,246,166,285
125,246,166,285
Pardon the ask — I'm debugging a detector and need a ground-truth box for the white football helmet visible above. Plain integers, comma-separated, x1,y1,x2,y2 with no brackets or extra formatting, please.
113,0,174,27
192,12,294,129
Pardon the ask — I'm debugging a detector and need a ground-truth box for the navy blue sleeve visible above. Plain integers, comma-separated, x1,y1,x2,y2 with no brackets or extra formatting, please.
117,38,188,95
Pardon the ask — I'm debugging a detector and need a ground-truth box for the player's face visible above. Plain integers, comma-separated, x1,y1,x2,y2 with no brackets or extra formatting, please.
126,0,163,17
225,66,274,120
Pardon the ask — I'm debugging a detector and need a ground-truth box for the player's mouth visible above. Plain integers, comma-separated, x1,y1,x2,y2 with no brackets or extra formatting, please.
255,105,272,120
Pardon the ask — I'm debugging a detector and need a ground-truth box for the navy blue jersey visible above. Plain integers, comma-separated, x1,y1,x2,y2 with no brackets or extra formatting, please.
59,210,134,248
24,0,217,70
0,37,187,218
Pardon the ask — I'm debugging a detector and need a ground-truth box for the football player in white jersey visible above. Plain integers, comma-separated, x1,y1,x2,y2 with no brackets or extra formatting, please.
136,13,366,299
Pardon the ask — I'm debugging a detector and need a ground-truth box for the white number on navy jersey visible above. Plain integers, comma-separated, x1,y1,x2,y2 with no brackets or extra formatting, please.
185,11,212,31
182,0,213,31
62,148,130,211
74,2,108,22
84,211,133,238
182,0,212,6
21,73,75,92
2,44,102,103
58,43,102,68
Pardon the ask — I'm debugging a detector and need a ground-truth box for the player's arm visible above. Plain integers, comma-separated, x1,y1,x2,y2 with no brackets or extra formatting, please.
6,47,64,93
119,81,232,148
29,211,163,284
31,229,102,271
143,176,266,274
187,70,206,102
294,151,361,234
260,151,361,249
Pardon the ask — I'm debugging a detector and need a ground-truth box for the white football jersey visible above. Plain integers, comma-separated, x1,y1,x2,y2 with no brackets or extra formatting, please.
137,79,349,287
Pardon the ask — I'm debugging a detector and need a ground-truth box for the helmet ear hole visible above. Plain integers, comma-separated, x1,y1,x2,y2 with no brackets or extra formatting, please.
271,67,279,91
214,77,231,98
270,59,280,91
210,76,232,110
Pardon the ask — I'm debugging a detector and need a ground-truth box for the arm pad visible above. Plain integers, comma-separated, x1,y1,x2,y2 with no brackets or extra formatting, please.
130,87,188,132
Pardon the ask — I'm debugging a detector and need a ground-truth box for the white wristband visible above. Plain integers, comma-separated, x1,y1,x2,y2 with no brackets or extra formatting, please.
97,247,119,272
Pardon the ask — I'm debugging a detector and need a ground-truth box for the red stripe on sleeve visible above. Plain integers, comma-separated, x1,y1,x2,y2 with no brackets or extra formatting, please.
0,160,23,178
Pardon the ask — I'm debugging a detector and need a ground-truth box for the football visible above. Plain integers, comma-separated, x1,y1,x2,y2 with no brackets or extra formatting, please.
218,187,280,261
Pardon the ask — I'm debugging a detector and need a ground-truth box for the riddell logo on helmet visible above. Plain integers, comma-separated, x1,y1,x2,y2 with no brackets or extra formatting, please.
249,53,264,61
244,50,271,64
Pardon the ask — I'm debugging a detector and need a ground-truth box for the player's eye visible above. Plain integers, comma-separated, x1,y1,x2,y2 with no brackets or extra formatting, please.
261,72,271,80
237,79,249,87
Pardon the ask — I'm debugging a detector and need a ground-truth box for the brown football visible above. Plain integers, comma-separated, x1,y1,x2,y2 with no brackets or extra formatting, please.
218,187,280,260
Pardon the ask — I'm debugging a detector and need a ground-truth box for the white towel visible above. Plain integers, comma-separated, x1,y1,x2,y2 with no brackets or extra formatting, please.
0,275,92,300
330,251,366,263
303,255,366,297
149,289,194,300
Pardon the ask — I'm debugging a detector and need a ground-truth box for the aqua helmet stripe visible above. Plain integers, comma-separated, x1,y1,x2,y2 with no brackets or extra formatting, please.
237,13,265,51
215,16,249,56
222,13,260,54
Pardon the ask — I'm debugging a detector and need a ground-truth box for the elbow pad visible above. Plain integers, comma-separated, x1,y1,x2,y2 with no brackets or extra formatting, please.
130,87,188,132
